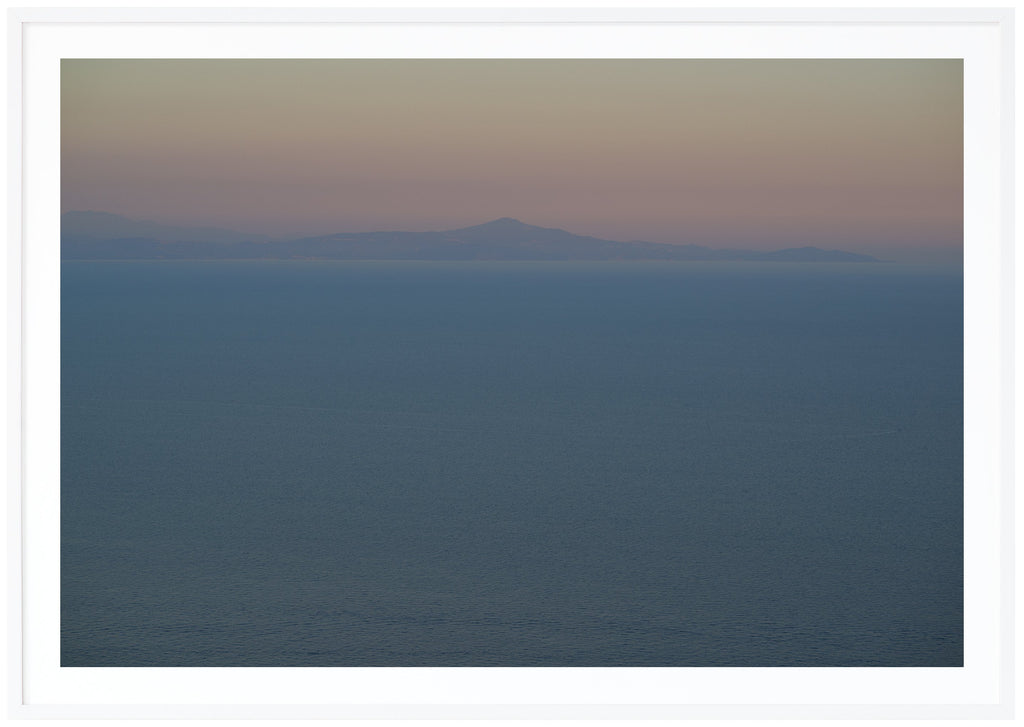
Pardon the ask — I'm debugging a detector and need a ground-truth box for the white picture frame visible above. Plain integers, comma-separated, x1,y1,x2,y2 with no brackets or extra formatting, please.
7,6,1014,720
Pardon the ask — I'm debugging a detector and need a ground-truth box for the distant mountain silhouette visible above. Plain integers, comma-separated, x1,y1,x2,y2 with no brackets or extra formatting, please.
62,211,274,245
61,212,879,262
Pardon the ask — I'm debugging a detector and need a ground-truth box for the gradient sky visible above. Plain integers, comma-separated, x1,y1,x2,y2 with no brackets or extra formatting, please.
61,59,963,262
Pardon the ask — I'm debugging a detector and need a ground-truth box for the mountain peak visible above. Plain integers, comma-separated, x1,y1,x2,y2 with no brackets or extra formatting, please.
468,217,531,229
445,217,560,236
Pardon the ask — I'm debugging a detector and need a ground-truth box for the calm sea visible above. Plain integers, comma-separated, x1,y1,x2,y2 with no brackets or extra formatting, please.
61,261,963,666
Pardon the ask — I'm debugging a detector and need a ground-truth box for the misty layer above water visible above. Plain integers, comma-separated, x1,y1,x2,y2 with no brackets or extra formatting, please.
61,261,963,666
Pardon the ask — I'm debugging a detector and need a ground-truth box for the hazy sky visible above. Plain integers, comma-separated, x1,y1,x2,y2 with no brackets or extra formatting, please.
62,59,962,262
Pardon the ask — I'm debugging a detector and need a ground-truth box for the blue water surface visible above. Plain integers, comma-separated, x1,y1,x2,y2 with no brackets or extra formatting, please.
61,261,963,666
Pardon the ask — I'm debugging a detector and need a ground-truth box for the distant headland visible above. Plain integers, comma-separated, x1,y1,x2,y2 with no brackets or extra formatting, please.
61,212,879,263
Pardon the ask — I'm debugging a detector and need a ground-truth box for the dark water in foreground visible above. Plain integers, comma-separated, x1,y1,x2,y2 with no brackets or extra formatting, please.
61,261,963,666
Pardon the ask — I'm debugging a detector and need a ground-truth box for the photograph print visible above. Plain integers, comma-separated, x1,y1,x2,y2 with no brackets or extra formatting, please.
60,59,963,667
